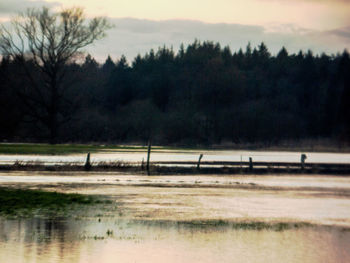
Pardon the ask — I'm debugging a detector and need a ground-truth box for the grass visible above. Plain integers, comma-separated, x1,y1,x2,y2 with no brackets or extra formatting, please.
0,143,137,155
0,187,109,218
0,143,176,155
1,140,349,155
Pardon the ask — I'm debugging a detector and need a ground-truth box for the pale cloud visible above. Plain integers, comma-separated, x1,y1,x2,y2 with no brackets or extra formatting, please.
85,18,350,62
1,1,349,61
2,0,349,31
324,27,350,40
46,0,350,31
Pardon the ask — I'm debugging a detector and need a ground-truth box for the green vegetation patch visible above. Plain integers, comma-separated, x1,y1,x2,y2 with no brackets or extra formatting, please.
0,187,107,218
0,144,104,155
0,143,169,155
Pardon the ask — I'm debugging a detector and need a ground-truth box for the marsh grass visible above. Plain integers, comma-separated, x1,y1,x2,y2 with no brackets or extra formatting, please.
0,159,138,172
94,160,134,168
135,220,314,231
190,221,312,231
0,187,109,218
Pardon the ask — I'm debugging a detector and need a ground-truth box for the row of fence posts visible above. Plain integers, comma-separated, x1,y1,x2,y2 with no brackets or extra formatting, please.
244,154,307,171
84,142,153,174
84,149,307,173
192,153,308,172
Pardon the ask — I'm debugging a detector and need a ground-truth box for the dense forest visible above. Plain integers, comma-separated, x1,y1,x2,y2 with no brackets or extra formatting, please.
0,41,349,146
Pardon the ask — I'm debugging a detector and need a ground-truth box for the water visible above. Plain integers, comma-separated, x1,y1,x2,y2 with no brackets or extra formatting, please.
0,150,350,164
2,172,350,189
1,218,350,263
1,171,350,226
1,171,350,262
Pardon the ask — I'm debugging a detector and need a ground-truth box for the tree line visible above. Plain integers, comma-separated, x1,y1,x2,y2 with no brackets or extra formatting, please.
0,41,349,146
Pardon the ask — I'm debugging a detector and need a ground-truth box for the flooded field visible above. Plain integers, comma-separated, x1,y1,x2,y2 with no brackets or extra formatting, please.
1,149,350,165
1,171,350,262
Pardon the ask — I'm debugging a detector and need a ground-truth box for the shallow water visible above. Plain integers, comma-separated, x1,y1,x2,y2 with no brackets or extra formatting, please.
1,171,350,226
2,171,350,189
1,218,350,263
1,150,350,164
1,171,350,262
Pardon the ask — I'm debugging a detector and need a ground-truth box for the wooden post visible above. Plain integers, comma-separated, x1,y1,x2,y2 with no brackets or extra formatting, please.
249,157,253,171
301,154,307,170
146,141,151,175
197,154,203,170
84,152,91,171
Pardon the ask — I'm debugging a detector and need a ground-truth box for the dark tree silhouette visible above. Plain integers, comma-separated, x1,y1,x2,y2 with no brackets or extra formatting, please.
1,40,349,146
0,7,110,143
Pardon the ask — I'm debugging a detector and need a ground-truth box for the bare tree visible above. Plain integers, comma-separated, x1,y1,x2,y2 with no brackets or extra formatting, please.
0,7,111,143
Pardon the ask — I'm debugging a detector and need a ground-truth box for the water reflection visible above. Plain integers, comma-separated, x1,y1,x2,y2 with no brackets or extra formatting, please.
2,172,350,190
1,172,350,262
1,217,350,263
1,173,350,227
0,218,76,262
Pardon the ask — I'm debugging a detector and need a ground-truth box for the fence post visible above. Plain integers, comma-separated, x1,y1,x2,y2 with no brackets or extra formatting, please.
146,141,151,175
249,157,253,171
197,154,203,170
301,154,307,171
84,152,91,171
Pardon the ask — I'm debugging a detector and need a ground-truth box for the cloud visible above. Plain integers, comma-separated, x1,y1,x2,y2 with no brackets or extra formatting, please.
85,18,350,62
0,0,60,15
326,27,350,40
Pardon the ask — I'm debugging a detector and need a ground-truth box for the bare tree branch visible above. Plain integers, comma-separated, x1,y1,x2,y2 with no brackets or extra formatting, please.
0,6,111,143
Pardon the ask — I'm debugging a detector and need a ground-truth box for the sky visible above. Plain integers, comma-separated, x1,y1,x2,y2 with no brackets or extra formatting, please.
1,0,350,61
